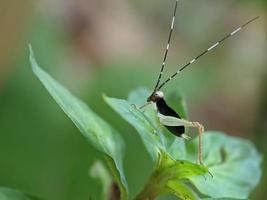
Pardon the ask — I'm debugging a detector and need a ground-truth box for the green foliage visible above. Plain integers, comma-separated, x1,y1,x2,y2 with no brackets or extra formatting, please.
0,188,40,200
186,132,262,199
133,151,207,200
18,47,262,200
29,46,128,199
105,89,262,199
104,93,164,161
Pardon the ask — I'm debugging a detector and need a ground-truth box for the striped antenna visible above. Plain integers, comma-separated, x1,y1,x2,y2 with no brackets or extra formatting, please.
157,16,259,90
153,0,180,91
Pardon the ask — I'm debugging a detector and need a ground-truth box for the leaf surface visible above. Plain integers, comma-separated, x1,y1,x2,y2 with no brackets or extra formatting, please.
186,132,262,199
0,187,40,200
29,46,128,199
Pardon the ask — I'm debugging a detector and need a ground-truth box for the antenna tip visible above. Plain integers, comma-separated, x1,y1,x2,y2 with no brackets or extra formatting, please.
251,16,260,22
242,16,260,27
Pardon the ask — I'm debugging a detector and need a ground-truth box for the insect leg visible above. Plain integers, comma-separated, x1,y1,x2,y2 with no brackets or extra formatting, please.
158,114,204,164
191,122,204,165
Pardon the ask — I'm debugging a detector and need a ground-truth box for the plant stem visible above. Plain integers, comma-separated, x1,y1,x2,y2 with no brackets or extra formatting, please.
133,168,170,200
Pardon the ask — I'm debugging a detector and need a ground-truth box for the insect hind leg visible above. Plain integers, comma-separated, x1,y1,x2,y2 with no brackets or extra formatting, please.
186,121,214,177
191,121,204,165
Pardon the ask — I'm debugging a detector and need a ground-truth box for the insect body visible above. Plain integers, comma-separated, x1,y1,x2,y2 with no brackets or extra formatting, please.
147,90,204,164
142,0,259,165
147,91,185,137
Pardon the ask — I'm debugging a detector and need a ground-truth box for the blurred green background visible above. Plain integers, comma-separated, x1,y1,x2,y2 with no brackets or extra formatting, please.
0,0,266,199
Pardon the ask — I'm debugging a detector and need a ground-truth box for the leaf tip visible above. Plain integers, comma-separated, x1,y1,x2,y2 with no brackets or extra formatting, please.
28,44,39,74
28,44,34,60
102,93,108,101
102,93,112,103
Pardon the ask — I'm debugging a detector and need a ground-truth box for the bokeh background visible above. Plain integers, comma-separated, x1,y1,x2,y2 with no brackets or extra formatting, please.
0,0,266,199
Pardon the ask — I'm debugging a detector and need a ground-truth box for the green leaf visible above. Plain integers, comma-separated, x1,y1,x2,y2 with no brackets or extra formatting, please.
186,132,262,199
29,45,128,199
104,93,164,160
134,151,208,200
0,187,40,200
157,151,208,180
165,181,198,200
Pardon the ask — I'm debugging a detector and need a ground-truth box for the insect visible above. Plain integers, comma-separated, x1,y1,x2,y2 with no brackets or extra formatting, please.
141,0,259,165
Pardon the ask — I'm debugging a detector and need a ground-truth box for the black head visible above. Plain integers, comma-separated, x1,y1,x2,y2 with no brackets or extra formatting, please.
147,90,164,103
